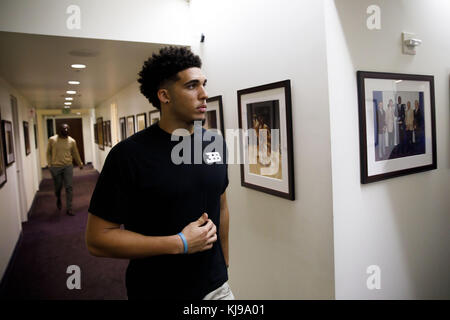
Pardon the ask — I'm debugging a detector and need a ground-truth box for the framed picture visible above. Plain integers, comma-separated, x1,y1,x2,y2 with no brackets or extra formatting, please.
106,121,112,147
204,95,225,136
94,123,98,144
357,71,437,184
119,117,126,141
97,117,104,150
0,110,7,188
136,113,147,131
2,120,15,165
148,110,161,125
23,121,31,156
102,120,112,147
34,124,38,149
237,80,295,200
126,115,135,138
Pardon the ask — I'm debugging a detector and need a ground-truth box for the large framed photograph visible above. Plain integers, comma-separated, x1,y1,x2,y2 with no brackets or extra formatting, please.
97,117,104,150
126,115,135,138
357,71,437,184
237,80,295,200
0,110,7,188
136,113,147,132
148,110,160,126
204,95,224,136
2,120,15,165
119,117,126,141
23,121,31,156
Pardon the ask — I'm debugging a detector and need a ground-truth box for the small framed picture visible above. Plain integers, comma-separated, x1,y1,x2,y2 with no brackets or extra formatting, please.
34,124,38,149
0,110,7,188
204,95,225,136
23,121,31,156
94,123,98,144
104,120,112,147
237,80,295,200
357,71,437,183
97,117,104,150
119,117,126,141
136,113,147,131
148,110,161,125
2,120,15,165
127,115,135,138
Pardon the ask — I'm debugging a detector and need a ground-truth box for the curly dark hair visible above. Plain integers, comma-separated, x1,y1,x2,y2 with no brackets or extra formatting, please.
137,46,202,110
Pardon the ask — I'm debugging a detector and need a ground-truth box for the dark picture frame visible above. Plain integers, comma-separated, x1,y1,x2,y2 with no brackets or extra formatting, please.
148,110,160,126
204,95,225,137
357,71,437,184
2,119,15,165
126,115,135,138
23,121,31,156
106,120,112,147
103,120,112,147
34,124,38,149
97,117,104,150
136,113,147,132
0,110,7,188
119,117,126,141
94,123,98,144
237,80,295,200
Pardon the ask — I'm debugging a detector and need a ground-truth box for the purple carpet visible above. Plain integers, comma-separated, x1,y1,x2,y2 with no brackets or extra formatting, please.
1,165,128,300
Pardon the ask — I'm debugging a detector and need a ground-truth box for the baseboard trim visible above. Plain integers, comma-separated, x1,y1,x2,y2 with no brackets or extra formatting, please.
0,230,23,298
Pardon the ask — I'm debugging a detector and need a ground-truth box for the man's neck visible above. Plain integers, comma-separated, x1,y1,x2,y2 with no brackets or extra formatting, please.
58,134,68,139
158,114,194,136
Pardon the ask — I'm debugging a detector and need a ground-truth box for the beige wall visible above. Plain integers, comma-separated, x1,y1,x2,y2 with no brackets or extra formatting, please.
0,76,40,279
190,0,335,299
326,0,450,299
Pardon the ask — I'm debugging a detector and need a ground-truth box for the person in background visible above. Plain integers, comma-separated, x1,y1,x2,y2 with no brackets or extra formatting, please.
46,123,83,216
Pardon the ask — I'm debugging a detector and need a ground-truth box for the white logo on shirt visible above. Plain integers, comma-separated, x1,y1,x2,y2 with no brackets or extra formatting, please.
205,152,222,164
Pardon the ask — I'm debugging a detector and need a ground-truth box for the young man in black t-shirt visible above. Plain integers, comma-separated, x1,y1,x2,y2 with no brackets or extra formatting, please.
86,47,234,300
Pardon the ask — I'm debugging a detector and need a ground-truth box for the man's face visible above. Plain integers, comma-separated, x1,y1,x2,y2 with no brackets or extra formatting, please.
166,67,208,124
59,124,69,137
398,96,402,104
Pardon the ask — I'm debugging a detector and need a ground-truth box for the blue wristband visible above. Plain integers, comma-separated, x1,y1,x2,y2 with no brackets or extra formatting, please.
177,232,188,254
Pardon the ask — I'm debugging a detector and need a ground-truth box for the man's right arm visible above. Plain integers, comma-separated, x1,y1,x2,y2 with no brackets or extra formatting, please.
85,212,217,259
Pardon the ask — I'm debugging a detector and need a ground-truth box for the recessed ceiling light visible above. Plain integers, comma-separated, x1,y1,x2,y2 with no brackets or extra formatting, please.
66,90,77,94
64,102,72,105
65,97,73,101
395,80,403,83
68,80,80,85
76,112,81,115
64,106,71,109
71,64,86,69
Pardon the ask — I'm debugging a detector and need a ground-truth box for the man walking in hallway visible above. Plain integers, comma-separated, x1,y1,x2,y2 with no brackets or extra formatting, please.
86,46,233,300
46,123,83,216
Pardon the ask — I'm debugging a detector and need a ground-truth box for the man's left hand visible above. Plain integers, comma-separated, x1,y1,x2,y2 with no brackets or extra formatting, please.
79,165,84,170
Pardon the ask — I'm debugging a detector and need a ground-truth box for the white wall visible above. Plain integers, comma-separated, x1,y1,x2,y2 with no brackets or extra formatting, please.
325,0,450,299
190,0,335,299
0,0,191,45
0,76,40,280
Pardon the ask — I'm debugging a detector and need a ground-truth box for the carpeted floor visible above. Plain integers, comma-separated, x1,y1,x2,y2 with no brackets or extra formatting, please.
0,165,128,300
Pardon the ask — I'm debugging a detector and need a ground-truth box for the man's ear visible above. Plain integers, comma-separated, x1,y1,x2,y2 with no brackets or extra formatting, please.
157,88,170,105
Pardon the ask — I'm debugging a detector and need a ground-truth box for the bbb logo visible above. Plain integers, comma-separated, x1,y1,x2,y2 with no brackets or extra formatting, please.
205,152,222,164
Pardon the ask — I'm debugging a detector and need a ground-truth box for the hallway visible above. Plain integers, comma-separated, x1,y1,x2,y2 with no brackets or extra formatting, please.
0,165,128,299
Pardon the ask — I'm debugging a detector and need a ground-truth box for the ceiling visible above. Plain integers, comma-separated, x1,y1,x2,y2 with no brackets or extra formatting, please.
0,31,169,109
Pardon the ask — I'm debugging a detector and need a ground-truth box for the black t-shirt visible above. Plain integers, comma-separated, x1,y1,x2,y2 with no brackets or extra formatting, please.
88,123,229,299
